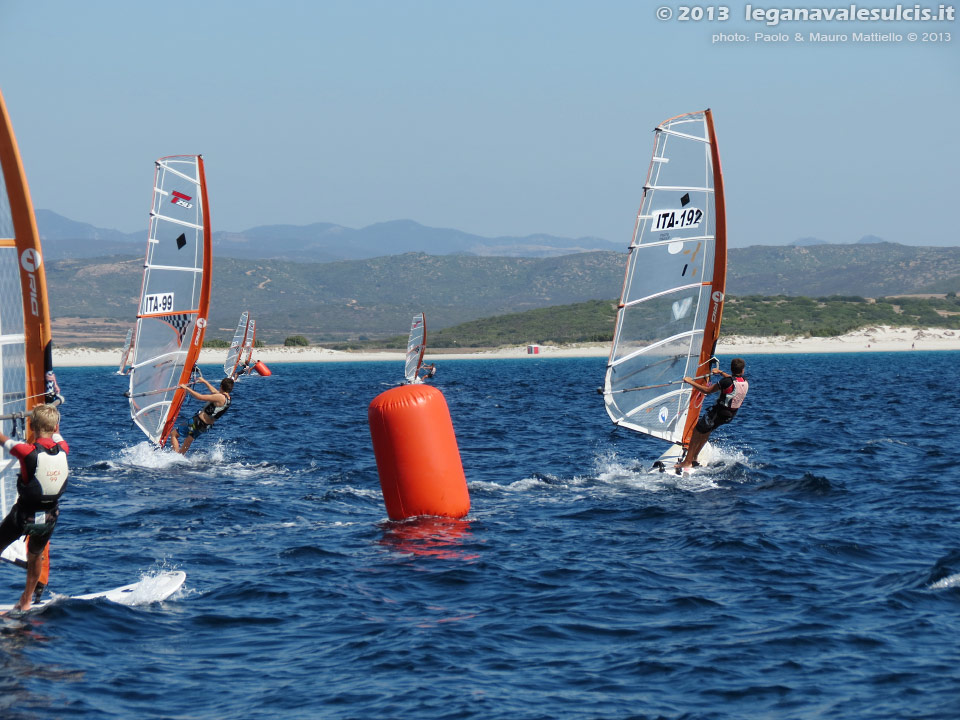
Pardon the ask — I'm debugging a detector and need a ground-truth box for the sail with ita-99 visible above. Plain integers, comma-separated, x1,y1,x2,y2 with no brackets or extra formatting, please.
602,109,727,464
0,88,56,568
127,156,212,448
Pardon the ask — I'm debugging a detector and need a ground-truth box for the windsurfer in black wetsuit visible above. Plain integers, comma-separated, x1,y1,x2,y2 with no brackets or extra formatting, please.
170,372,233,455
677,357,748,471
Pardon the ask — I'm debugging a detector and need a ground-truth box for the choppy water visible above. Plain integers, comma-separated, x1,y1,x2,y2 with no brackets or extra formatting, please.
1,352,958,719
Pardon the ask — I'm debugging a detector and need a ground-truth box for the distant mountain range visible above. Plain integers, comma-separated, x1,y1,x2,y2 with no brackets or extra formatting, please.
35,210,623,261
37,210,900,261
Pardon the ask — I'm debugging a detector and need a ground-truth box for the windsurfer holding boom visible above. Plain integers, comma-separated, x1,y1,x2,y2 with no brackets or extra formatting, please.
0,404,69,612
677,358,748,470
170,370,233,455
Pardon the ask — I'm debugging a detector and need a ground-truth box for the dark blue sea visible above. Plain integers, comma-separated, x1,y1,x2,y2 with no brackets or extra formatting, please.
1,352,958,720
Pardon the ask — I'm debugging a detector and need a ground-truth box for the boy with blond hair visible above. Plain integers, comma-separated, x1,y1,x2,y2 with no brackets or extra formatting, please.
0,404,69,611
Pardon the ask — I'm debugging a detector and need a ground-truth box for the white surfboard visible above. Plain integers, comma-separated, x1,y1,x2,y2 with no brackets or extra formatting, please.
0,570,186,615
651,441,714,474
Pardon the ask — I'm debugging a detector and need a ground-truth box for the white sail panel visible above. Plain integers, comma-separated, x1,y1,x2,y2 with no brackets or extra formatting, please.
117,327,134,375
405,312,425,383
604,110,725,443
128,155,211,446
242,318,256,366
224,311,249,377
0,236,27,566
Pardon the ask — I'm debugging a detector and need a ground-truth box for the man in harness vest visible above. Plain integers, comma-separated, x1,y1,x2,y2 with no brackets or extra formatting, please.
170,371,233,455
0,404,69,612
677,357,748,471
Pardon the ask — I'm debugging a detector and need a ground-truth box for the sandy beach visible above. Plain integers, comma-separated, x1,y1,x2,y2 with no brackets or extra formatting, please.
52,325,960,367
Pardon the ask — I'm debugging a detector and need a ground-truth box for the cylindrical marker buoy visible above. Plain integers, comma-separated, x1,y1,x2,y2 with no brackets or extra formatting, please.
368,384,470,520
253,360,272,376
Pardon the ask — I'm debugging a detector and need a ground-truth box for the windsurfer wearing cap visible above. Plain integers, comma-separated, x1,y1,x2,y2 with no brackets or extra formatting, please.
677,357,748,470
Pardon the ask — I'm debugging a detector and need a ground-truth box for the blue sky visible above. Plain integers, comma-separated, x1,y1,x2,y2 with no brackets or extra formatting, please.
1,0,957,247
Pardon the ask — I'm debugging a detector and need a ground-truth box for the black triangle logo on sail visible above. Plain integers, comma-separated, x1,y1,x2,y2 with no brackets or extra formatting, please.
176,233,187,250
159,313,194,345
680,193,690,207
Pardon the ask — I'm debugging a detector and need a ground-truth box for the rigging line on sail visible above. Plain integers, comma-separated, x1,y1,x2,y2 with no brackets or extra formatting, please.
143,263,204,273
656,128,710,143
618,281,705,308
124,381,197,399
642,185,713,193
156,162,200,183
147,213,203,231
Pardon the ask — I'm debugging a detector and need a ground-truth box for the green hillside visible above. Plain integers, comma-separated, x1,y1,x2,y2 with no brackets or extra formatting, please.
336,295,960,349
45,243,960,345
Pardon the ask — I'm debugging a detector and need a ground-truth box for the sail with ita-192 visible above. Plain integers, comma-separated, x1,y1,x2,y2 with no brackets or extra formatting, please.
0,88,57,571
601,109,727,471
127,155,212,448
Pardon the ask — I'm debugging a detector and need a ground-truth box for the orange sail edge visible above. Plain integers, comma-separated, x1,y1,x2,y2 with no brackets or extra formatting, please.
0,89,54,433
680,109,727,449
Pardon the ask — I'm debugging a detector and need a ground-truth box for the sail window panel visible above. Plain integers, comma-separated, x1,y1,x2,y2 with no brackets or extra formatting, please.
607,334,696,438
0,247,24,337
132,318,193,384
147,218,205,279
140,266,202,316
621,242,718,323
0,163,12,239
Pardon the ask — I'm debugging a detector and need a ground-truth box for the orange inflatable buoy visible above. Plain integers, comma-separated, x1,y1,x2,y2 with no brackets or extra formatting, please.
253,360,272,376
368,384,470,520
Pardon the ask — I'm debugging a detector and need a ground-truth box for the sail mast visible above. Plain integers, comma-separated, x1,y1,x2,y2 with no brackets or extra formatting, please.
680,108,727,446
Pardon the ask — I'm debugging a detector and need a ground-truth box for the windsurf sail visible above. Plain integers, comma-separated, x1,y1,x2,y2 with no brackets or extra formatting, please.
117,327,134,375
242,317,256,367
224,311,250,378
602,109,726,449
0,88,56,569
127,155,212,447
404,312,426,383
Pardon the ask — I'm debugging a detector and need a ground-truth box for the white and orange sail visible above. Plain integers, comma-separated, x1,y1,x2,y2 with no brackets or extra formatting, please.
602,109,727,466
224,311,251,378
404,312,426,384
127,155,212,447
0,88,56,572
242,317,256,367
117,327,134,375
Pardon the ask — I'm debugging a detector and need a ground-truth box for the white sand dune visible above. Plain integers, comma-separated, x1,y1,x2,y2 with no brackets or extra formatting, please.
53,325,960,367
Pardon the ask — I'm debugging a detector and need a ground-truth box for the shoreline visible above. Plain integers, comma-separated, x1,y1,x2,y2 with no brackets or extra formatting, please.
52,326,960,367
